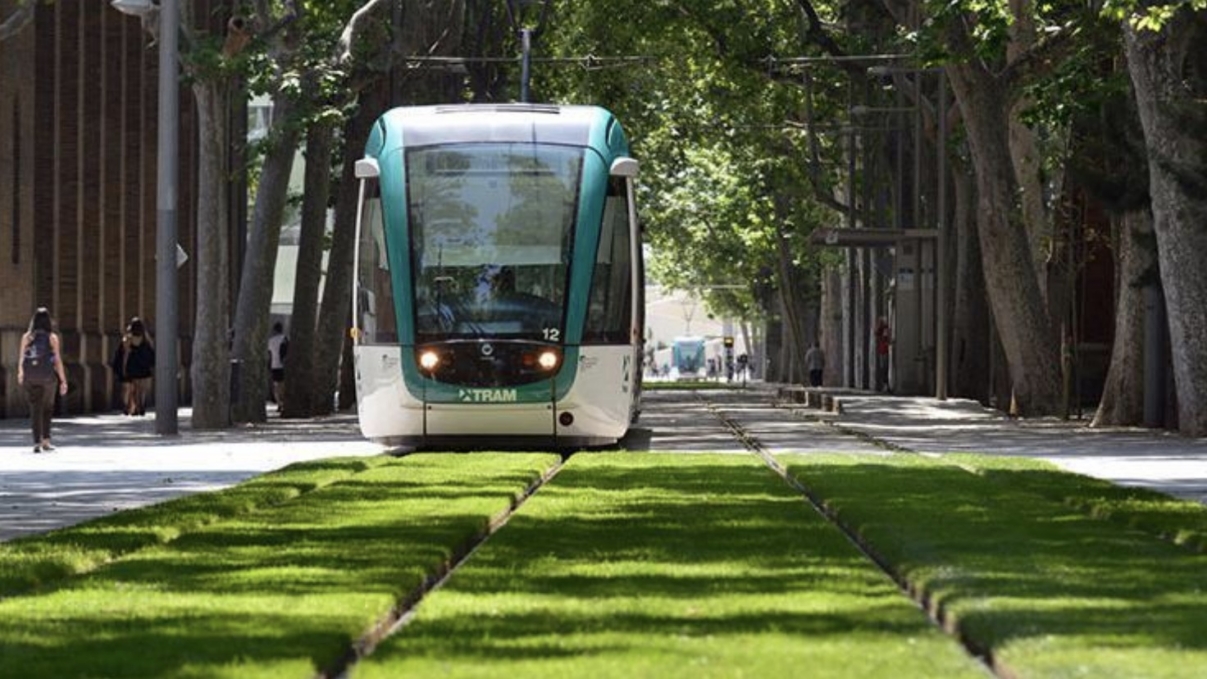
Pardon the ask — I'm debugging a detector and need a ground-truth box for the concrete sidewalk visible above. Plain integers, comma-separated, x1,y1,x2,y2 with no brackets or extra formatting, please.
0,409,381,542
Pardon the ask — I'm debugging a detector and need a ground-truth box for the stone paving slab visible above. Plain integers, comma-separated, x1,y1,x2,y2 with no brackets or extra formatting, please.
0,410,379,542
812,392,1207,504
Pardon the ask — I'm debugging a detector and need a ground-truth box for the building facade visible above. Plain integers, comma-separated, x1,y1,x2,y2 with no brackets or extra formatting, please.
0,1,225,418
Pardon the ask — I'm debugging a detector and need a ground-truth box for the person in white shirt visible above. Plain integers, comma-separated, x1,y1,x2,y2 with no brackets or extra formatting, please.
267,322,289,410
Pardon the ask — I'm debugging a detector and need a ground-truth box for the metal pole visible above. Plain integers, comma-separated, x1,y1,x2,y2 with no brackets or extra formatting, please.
935,70,949,399
845,125,857,388
520,28,532,103
913,71,925,393
155,0,179,435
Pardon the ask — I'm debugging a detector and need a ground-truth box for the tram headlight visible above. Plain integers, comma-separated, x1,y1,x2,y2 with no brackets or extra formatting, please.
418,350,441,372
537,350,560,371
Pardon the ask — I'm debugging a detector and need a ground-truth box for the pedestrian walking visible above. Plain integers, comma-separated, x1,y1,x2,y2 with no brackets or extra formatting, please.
805,341,825,388
112,317,155,416
875,317,892,392
17,307,68,452
267,322,289,411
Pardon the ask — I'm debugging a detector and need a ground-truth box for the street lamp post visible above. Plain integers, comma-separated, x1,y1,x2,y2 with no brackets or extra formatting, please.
111,0,178,434
935,71,948,400
155,0,179,434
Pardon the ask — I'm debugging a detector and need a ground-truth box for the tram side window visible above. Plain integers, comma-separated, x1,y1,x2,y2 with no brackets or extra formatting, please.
584,176,633,344
356,179,398,343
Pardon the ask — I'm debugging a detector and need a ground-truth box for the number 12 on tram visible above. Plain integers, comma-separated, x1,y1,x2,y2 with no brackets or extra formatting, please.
352,104,644,449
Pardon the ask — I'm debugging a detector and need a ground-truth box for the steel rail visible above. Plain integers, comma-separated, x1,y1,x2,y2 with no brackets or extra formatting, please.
698,392,1001,679
317,454,571,679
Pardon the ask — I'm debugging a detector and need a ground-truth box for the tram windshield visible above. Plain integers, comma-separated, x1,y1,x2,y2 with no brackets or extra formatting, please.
408,142,580,342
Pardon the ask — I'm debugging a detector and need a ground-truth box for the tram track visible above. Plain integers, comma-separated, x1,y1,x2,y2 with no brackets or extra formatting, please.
697,391,1001,678
10,389,1200,676
318,453,571,679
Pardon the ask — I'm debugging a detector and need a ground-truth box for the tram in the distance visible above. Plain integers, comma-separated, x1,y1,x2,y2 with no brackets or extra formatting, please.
671,336,706,380
352,104,643,448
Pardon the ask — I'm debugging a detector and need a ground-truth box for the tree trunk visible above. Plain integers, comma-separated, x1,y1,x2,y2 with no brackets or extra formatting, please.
338,328,356,410
1006,0,1050,298
281,119,335,418
189,80,232,429
311,85,387,415
773,221,811,385
1124,15,1207,436
950,156,991,403
946,63,1062,415
231,97,300,423
1092,209,1152,426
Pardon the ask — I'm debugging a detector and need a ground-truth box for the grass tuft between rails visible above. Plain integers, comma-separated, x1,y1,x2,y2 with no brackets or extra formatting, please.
352,453,986,679
778,453,1207,678
0,453,560,678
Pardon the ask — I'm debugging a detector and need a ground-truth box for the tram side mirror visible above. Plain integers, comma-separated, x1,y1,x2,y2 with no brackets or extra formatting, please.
355,158,380,179
610,157,639,178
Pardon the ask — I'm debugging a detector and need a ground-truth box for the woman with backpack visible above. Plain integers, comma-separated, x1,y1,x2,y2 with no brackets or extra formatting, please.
17,307,68,452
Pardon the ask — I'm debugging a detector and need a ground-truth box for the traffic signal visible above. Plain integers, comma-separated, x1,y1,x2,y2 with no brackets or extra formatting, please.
723,336,734,348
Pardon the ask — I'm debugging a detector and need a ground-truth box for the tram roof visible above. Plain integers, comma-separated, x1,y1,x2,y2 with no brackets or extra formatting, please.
375,104,620,149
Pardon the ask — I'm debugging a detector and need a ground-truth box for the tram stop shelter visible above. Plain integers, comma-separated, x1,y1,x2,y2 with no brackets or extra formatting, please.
809,226,945,398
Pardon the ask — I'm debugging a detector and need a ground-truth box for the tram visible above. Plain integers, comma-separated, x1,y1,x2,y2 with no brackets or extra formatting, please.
671,336,706,379
352,104,644,448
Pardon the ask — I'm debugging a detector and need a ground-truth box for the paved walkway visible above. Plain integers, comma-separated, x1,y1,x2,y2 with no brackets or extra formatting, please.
2,388,1205,542
0,409,380,542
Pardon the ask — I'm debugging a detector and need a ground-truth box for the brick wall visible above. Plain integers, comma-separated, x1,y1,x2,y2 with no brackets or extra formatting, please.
1,1,214,418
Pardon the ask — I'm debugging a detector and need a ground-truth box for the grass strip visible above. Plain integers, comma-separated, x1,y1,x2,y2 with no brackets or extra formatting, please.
779,452,1207,678
352,453,986,679
0,456,389,597
0,452,560,678
948,453,1207,552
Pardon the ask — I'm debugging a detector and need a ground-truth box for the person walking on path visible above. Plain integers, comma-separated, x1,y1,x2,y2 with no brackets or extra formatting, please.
875,317,892,393
267,322,289,411
112,317,155,416
17,307,68,452
805,341,826,388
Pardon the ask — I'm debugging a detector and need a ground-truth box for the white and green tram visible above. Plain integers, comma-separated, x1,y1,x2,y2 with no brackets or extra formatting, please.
352,104,644,448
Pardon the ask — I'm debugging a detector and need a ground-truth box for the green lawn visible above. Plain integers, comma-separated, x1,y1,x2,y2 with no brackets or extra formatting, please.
0,453,560,678
352,453,986,678
778,453,1207,678
0,456,391,597
952,453,1207,552
4,450,1207,678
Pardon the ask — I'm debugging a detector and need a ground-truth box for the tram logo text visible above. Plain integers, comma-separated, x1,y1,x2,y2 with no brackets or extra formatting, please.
458,388,518,403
